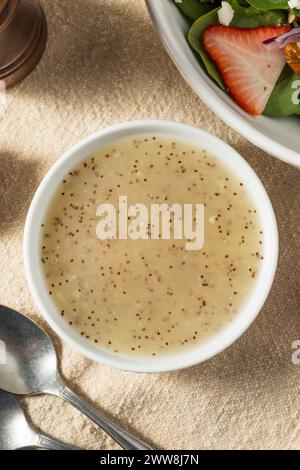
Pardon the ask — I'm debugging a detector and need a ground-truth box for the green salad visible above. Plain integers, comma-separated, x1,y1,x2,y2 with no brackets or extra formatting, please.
174,0,300,116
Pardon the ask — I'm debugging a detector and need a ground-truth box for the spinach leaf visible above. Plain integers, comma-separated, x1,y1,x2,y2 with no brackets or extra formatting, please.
247,0,290,10
188,9,226,89
231,5,287,25
188,6,287,89
174,0,217,21
264,66,300,115
227,0,251,6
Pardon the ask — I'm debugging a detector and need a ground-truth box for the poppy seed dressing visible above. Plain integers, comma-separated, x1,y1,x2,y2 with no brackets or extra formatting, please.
41,136,262,358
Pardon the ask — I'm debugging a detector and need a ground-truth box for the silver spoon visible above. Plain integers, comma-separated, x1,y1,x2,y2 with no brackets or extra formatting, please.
0,389,81,450
0,305,152,450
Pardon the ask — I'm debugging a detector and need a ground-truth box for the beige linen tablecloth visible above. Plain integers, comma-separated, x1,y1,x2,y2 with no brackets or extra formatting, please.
0,0,299,450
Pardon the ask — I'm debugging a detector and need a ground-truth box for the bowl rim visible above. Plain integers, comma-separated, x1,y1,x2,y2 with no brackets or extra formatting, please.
23,119,279,373
146,0,300,168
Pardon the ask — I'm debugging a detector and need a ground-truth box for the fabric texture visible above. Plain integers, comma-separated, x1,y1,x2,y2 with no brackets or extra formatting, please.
0,0,299,450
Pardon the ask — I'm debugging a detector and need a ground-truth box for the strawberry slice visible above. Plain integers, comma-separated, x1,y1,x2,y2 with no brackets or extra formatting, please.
203,25,291,115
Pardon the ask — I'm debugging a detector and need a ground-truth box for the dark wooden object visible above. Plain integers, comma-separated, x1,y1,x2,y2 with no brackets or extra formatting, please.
0,0,47,88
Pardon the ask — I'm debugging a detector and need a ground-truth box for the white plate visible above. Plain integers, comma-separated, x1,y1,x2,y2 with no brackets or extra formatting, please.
146,0,300,168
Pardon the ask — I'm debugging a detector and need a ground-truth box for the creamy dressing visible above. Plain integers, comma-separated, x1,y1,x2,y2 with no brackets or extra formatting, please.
41,136,262,358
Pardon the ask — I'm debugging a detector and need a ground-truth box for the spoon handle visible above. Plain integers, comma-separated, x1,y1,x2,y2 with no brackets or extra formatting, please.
58,384,153,450
37,434,81,450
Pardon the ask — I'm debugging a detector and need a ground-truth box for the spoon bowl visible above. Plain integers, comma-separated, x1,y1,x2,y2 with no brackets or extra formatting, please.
0,389,37,450
0,305,58,395
0,389,80,450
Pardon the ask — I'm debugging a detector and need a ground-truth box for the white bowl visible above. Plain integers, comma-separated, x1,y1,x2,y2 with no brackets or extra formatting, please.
146,0,300,168
24,120,278,373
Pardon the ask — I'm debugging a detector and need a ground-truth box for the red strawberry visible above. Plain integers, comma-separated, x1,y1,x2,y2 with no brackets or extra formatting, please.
203,25,291,115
